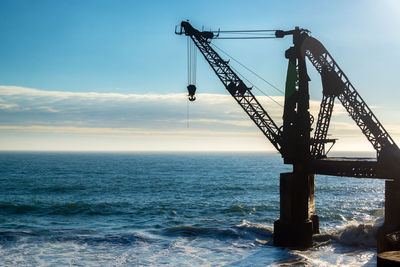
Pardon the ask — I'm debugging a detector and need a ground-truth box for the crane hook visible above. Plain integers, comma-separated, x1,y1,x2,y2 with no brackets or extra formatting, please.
187,84,196,101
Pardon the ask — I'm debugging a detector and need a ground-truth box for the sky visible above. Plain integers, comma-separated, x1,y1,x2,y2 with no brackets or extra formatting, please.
0,0,399,152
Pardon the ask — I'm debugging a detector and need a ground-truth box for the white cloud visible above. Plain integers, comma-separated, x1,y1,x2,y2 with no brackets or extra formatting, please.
0,85,398,151
0,103,19,111
0,85,285,130
0,125,260,136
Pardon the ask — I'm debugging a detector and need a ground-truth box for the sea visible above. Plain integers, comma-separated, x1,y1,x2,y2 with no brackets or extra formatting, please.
0,151,384,266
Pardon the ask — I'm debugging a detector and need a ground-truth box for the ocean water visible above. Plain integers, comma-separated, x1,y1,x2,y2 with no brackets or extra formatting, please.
0,151,384,266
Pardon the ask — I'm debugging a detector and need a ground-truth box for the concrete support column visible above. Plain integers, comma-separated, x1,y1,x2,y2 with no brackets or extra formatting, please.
377,180,400,253
273,172,318,248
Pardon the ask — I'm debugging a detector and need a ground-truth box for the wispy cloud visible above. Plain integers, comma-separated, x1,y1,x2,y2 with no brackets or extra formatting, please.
0,85,284,131
0,85,398,151
0,125,260,137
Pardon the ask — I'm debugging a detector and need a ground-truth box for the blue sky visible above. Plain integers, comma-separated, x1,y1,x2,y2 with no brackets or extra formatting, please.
0,0,399,151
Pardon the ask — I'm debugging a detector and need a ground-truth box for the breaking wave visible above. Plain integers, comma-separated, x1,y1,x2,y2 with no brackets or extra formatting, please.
160,220,273,244
314,217,383,248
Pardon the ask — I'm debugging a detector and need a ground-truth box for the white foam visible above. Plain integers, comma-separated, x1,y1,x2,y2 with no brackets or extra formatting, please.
291,245,376,267
236,220,273,236
336,221,377,248
288,218,383,267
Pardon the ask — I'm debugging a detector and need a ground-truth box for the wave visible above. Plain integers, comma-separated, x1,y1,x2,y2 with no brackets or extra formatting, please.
0,230,39,242
314,217,383,248
0,201,132,216
0,229,152,246
162,219,380,248
162,225,241,239
161,220,273,243
222,204,279,215
34,184,87,193
162,218,380,249
335,221,379,248
235,220,273,237
56,233,150,246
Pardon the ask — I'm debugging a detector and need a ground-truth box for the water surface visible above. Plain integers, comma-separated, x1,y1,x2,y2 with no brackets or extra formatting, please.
0,152,383,266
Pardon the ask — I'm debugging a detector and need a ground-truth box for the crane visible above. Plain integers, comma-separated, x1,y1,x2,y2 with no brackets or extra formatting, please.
177,21,283,153
175,21,400,179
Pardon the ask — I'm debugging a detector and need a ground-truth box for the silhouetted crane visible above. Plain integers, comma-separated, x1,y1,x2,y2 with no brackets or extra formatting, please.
176,21,400,180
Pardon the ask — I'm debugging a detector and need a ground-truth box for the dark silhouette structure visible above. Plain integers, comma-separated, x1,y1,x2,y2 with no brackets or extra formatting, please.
176,21,400,251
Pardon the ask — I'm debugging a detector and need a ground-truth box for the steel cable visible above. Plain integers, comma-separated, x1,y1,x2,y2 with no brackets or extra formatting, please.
211,43,285,95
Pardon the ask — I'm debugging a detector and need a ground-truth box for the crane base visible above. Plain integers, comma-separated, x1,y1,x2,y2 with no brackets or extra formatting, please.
273,172,318,248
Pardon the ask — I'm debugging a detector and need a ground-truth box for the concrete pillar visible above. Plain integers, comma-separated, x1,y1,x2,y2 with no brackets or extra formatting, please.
273,172,318,248
377,180,400,253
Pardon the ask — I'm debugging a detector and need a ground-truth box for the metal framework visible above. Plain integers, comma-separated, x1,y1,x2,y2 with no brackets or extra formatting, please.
303,37,398,156
311,95,335,158
312,158,378,178
179,22,283,152
176,22,400,179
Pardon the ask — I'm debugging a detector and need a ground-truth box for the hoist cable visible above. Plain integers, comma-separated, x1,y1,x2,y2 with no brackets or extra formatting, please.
187,37,190,85
191,38,194,84
193,44,197,84
189,38,192,84
187,37,198,85
211,43,285,95
229,64,283,108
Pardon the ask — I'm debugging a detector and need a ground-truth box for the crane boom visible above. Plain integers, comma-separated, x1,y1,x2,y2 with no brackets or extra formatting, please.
176,22,283,152
177,22,400,177
301,37,399,157
299,35,400,177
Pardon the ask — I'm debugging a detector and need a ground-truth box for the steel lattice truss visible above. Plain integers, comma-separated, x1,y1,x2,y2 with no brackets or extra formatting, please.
189,34,283,152
177,22,400,179
303,37,397,156
311,95,335,158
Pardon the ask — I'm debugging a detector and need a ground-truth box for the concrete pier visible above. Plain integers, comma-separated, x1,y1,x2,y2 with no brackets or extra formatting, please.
377,180,400,253
273,172,318,247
